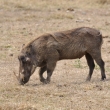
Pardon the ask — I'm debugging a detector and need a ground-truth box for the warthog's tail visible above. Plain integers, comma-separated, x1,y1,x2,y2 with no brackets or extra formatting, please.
96,31,103,46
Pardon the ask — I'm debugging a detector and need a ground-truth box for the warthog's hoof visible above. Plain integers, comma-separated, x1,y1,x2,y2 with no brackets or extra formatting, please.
86,76,91,81
101,76,106,81
43,79,50,84
40,78,50,84
40,78,45,83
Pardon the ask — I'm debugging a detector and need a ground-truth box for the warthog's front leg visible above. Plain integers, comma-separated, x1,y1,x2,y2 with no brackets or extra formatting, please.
39,61,57,84
45,61,57,84
39,66,47,83
41,49,59,84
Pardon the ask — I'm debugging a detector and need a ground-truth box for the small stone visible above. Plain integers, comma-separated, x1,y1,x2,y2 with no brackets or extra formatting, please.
67,8,74,11
57,8,61,11
59,95,64,97
9,53,13,56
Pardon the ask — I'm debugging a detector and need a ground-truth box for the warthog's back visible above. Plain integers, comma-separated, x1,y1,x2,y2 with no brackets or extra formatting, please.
52,27,101,42
26,27,102,60
48,27,102,59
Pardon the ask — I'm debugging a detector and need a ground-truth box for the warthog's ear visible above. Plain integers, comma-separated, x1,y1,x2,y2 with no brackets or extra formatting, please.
26,44,32,53
24,45,32,61
28,44,32,49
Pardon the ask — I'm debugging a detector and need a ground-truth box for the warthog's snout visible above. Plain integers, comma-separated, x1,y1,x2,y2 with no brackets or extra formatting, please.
14,71,31,85
19,76,30,85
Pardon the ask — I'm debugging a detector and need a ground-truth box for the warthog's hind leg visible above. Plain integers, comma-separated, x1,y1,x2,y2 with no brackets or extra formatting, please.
89,50,106,80
85,53,95,81
95,58,106,80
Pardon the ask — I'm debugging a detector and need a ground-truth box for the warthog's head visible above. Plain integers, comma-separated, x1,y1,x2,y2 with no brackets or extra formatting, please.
15,45,36,85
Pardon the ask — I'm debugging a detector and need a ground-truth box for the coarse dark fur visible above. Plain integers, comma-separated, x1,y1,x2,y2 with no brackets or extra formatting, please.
18,27,106,85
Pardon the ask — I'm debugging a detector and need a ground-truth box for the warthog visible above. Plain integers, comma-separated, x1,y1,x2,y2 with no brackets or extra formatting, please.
15,27,106,85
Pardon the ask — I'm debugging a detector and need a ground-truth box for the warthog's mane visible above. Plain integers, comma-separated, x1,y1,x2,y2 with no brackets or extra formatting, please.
22,27,102,50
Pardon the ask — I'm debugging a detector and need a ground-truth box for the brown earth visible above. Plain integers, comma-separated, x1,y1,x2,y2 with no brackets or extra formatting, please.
0,0,110,110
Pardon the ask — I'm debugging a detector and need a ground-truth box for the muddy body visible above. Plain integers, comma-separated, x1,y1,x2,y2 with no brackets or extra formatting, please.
17,27,106,85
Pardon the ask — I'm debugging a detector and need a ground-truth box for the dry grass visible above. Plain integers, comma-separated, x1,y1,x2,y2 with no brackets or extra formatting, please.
97,0,110,4
0,0,110,110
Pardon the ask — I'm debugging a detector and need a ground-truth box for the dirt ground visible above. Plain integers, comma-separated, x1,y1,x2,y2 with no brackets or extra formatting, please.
0,0,110,110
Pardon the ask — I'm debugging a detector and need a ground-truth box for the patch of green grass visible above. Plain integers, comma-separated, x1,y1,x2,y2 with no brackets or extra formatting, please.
74,59,83,68
4,45,12,48
95,64,100,70
0,54,6,60
106,67,110,72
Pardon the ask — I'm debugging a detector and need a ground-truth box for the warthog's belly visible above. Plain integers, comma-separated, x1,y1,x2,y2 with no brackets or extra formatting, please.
58,48,86,60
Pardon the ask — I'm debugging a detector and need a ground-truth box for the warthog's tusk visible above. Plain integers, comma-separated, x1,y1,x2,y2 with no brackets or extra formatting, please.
31,65,36,75
13,71,20,81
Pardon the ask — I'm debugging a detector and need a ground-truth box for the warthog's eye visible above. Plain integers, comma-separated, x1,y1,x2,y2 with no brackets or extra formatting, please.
18,56,25,61
26,52,31,56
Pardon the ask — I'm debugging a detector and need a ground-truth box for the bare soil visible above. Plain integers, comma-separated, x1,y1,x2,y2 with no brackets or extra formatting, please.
0,0,110,110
